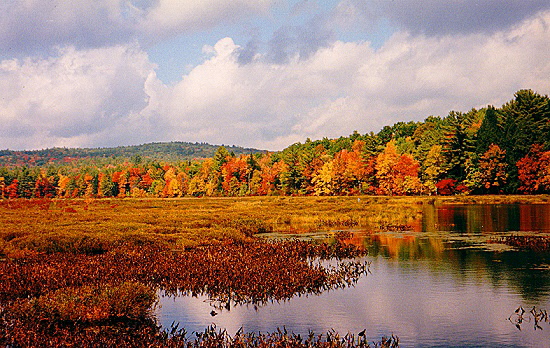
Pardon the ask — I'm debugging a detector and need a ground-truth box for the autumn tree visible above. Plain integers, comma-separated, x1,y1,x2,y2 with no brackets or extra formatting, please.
516,144,550,194
34,169,57,198
0,177,5,199
257,158,287,196
187,159,220,196
5,179,19,199
297,144,325,194
467,144,508,194
332,142,372,194
162,167,184,197
421,144,447,194
375,141,424,195
112,170,130,197
221,155,249,196
312,160,334,195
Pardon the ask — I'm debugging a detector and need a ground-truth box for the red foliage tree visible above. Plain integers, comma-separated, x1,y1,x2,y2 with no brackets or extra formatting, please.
6,179,19,199
517,144,550,194
435,179,457,195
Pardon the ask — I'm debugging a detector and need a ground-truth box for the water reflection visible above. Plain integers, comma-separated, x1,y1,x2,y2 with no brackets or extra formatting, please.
157,203,550,347
423,203,550,234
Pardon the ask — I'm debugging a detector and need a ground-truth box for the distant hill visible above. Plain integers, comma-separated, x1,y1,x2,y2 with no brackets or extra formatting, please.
0,142,265,167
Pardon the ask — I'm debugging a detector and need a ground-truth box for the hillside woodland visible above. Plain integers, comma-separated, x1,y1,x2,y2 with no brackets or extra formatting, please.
1,89,549,198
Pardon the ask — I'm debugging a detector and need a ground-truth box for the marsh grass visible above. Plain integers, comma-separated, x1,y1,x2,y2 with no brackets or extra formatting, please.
10,282,156,323
0,239,372,346
2,195,547,257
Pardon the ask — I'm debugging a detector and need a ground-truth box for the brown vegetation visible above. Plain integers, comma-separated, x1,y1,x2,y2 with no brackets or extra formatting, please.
0,240,372,346
495,235,550,252
0,197,388,346
0,196,430,258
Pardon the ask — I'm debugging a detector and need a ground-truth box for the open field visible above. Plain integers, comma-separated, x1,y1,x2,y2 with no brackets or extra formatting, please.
1,195,549,346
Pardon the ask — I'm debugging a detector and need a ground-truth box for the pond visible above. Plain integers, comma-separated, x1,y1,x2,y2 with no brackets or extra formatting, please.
157,203,550,347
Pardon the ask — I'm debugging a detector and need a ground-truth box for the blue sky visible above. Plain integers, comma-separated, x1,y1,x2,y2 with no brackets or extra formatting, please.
1,0,549,151
147,0,394,83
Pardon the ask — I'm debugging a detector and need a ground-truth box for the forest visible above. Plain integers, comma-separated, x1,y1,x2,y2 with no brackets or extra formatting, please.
0,89,549,198
0,142,263,167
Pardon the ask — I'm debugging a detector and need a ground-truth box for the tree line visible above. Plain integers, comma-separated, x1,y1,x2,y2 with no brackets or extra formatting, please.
1,89,549,198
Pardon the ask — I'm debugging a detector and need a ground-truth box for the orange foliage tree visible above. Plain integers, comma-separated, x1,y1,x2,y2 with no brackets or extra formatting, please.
221,155,249,196
5,179,19,199
475,144,508,193
375,141,424,195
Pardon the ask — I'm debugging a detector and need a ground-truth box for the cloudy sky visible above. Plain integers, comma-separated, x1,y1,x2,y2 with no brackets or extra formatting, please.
1,0,549,151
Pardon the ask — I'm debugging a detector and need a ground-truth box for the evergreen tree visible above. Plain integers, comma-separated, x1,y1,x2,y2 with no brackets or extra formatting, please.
501,90,550,162
476,106,502,155
441,110,478,181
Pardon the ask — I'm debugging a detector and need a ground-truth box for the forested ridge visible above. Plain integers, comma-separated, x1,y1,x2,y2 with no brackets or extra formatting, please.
0,142,263,167
1,89,549,198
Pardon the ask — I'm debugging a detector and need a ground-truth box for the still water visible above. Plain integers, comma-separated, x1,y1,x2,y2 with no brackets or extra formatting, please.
157,204,550,347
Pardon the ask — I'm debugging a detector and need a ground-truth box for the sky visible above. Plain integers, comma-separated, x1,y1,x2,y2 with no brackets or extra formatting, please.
1,0,549,151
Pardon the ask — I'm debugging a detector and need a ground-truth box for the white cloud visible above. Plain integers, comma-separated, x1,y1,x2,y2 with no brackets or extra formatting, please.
0,44,157,149
141,0,273,38
1,10,549,151
160,11,549,150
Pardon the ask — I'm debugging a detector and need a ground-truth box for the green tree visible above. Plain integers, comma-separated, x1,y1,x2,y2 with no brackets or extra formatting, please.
377,121,419,146
502,90,550,160
412,116,445,168
213,146,231,170
476,106,502,155
441,110,479,181
279,144,306,194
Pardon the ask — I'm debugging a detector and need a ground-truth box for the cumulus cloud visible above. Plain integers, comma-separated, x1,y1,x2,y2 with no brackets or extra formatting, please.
162,11,550,150
0,44,157,149
1,7,549,151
